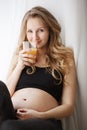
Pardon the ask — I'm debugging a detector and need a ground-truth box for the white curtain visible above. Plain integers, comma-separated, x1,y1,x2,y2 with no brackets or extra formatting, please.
0,0,87,130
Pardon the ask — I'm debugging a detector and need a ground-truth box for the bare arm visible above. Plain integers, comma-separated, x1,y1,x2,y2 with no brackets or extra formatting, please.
6,63,23,96
39,58,76,119
6,50,35,96
6,50,25,96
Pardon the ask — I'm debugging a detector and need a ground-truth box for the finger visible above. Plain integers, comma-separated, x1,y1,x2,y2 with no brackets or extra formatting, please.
22,57,36,64
28,54,36,59
19,50,27,54
19,51,29,59
28,59,36,64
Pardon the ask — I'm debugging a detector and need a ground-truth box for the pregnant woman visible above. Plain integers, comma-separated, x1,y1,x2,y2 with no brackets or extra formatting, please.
0,6,76,130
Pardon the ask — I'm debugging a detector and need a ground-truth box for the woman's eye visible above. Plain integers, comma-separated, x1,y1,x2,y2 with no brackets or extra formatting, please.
27,30,32,33
39,29,44,32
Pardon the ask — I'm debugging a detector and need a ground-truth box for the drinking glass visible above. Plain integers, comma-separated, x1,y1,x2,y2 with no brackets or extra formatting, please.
23,41,37,74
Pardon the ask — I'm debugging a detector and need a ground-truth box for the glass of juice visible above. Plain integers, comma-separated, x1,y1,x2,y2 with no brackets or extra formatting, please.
23,41,37,56
23,41,37,74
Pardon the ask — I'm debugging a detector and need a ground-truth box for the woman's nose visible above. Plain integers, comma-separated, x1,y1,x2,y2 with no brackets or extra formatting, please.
33,32,39,40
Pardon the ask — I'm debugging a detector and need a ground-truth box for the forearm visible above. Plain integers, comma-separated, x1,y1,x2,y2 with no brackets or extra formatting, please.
40,104,74,120
6,64,23,96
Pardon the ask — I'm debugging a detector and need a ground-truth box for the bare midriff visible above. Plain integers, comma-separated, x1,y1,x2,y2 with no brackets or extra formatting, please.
11,88,58,112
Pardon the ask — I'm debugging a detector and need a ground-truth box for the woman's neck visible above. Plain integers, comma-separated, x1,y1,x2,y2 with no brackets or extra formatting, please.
35,48,48,67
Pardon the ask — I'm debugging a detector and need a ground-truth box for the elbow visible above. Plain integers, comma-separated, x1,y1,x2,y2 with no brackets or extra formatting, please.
65,104,75,117
60,103,75,118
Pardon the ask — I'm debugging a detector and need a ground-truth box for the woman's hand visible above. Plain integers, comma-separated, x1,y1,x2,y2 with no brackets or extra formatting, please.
17,50,36,69
16,108,42,120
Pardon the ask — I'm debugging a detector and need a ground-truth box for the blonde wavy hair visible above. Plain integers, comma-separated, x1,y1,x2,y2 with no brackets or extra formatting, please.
8,6,74,83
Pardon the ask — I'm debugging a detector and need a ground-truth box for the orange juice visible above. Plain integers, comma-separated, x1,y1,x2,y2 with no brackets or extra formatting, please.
26,48,37,55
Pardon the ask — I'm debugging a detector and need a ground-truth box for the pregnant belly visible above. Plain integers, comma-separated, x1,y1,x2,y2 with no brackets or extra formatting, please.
11,88,58,112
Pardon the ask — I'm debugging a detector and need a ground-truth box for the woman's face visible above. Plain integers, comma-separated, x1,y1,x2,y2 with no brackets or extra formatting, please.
26,17,49,49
